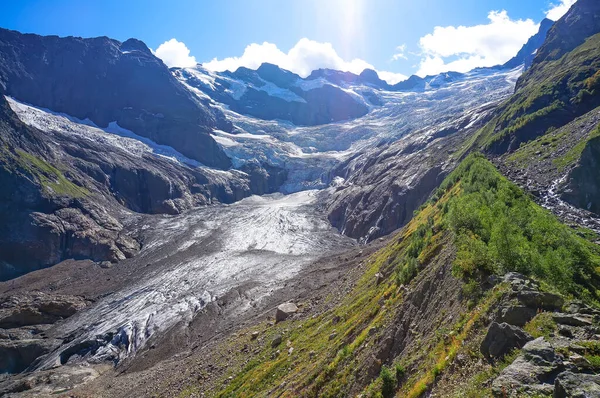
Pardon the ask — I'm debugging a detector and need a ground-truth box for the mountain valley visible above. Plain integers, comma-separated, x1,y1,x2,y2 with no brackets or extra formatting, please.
1,1,600,396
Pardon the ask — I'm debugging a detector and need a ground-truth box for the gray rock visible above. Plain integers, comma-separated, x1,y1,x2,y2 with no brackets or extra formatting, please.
481,322,533,359
515,290,564,311
498,305,537,327
492,356,556,397
492,339,561,397
522,338,559,365
552,313,594,327
271,335,282,348
568,354,591,369
554,371,600,398
0,293,87,329
275,303,298,323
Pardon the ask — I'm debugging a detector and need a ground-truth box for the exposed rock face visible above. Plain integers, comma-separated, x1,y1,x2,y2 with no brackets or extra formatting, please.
0,28,231,168
0,339,57,374
492,338,562,397
505,272,564,311
481,322,533,359
561,136,600,215
325,100,498,242
534,0,600,63
498,305,537,327
554,371,600,398
0,293,87,328
489,274,600,397
0,293,87,374
0,91,255,280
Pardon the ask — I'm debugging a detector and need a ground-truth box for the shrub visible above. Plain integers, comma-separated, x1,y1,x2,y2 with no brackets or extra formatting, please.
395,363,405,380
380,365,397,398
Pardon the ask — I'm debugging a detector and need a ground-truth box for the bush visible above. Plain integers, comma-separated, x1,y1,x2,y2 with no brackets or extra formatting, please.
380,365,397,398
398,257,419,285
395,363,405,380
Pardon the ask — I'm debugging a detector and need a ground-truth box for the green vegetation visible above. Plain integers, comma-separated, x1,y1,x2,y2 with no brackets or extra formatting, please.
1,147,89,197
524,312,557,339
473,33,600,152
380,365,396,398
506,127,569,166
436,154,600,303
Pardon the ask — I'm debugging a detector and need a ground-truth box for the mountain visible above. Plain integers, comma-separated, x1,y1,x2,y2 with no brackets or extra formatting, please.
0,28,231,168
475,0,600,154
503,18,554,69
2,6,600,398
174,62,370,126
0,89,262,280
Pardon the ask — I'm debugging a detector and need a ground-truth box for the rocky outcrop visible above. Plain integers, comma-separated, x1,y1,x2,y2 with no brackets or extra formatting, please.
489,273,600,397
325,100,498,242
492,338,563,396
0,28,231,168
0,89,255,280
0,293,87,328
481,322,533,359
503,18,554,69
561,135,600,215
0,293,87,374
0,339,57,374
554,372,600,398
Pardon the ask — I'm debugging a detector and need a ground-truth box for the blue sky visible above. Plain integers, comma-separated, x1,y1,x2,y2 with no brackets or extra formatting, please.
0,0,576,82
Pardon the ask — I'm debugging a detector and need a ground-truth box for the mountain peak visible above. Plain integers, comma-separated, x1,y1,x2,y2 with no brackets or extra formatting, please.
120,38,151,54
502,18,554,69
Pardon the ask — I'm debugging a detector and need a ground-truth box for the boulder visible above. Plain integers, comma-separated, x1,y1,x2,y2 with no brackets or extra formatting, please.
275,303,298,323
271,335,282,348
498,305,537,327
554,371,600,398
481,322,533,359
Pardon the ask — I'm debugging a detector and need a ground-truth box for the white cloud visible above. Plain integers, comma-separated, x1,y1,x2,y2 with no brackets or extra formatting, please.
416,10,538,77
377,71,409,85
154,38,197,68
202,38,407,84
545,0,576,21
391,44,408,61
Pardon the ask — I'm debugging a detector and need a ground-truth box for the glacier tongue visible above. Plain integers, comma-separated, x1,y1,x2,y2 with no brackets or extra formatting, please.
39,191,355,368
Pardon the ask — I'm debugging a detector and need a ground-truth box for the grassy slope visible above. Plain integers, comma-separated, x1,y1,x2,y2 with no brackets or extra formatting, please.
182,154,600,398
506,118,600,171
466,33,600,154
0,145,89,198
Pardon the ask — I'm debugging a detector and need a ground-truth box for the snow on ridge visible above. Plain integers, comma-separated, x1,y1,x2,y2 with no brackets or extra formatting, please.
6,96,202,167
